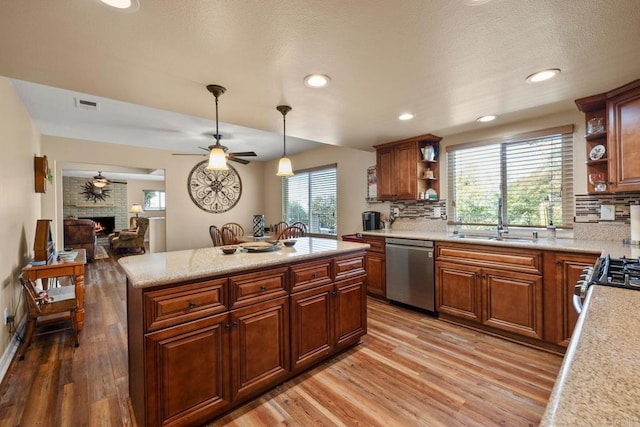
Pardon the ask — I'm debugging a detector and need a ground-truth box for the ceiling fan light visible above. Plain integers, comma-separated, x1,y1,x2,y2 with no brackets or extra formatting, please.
207,147,228,170
277,156,294,177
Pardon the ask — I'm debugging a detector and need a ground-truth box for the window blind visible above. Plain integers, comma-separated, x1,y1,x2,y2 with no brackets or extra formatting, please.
447,126,574,228
282,164,337,236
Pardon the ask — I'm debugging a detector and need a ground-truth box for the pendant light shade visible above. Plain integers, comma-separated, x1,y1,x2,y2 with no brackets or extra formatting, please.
206,84,229,171
276,105,294,177
277,157,293,176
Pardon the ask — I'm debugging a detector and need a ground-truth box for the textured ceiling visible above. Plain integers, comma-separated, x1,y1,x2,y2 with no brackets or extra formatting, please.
1,0,640,160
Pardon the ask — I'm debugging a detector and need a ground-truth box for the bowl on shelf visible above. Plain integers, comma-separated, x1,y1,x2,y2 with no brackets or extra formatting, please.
58,251,77,262
220,245,238,255
281,239,297,247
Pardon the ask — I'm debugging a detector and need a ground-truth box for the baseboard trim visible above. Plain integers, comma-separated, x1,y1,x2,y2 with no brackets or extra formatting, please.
0,317,26,383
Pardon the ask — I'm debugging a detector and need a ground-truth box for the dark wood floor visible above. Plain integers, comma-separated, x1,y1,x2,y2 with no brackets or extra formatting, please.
0,252,563,426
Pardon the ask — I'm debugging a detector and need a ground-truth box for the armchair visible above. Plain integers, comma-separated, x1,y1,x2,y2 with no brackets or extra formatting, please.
63,219,97,261
110,217,149,253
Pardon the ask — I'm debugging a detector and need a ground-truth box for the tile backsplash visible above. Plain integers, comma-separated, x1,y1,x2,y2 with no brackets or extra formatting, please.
573,193,640,241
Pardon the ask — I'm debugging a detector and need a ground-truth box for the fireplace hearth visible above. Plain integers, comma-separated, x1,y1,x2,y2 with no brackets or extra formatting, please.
80,216,116,236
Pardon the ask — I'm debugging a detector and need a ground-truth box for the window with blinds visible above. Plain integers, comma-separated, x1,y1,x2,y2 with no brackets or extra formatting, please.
282,164,337,236
447,125,574,229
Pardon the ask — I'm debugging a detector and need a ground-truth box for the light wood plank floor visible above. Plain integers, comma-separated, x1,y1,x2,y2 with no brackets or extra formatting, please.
0,254,562,426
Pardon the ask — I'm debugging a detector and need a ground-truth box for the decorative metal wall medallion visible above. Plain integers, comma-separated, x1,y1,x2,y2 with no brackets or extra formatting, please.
80,181,111,203
187,160,242,213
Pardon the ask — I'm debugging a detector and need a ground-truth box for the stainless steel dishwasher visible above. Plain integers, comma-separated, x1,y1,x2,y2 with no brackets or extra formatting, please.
385,237,435,313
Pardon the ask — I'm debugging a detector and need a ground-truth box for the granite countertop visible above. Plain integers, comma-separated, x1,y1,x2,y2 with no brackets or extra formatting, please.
119,237,368,288
359,229,640,258
540,285,640,426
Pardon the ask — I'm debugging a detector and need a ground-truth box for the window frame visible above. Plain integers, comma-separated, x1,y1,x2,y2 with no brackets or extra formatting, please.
143,189,166,211
281,164,337,239
447,125,574,230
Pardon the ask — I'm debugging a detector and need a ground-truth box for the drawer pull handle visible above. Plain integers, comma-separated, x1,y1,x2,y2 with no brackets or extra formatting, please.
312,273,317,279
260,285,267,291
188,302,197,309
331,290,338,297
225,323,231,329
232,321,239,327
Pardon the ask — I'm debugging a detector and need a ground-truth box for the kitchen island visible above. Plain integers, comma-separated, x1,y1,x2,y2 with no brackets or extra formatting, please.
120,237,368,427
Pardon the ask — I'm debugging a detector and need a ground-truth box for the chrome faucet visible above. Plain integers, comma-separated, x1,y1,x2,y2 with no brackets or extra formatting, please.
497,197,508,238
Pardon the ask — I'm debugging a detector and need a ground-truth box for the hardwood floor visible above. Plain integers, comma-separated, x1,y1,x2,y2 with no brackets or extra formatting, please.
0,255,562,426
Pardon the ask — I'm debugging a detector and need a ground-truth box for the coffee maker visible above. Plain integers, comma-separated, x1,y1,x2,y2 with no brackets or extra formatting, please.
362,211,381,231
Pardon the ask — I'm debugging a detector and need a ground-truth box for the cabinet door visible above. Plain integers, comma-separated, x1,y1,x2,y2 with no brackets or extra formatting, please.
609,84,640,192
482,268,543,339
230,296,290,402
393,142,417,200
365,251,386,297
376,147,395,200
334,276,367,349
145,313,230,427
290,284,334,372
554,253,598,346
435,261,482,322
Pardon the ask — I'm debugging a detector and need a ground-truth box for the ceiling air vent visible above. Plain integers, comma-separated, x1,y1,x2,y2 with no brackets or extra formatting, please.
74,98,100,111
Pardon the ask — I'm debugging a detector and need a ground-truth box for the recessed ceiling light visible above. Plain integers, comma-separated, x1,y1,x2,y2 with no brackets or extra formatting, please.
304,74,331,88
525,68,561,83
99,0,139,10
398,113,415,121
477,115,497,122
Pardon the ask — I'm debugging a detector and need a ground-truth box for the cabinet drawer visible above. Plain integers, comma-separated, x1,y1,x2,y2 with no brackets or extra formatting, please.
144,278,228,332
436,243,542,275
230,267,288,309
334,253,366,280
363,236,385,253
290,259,332,293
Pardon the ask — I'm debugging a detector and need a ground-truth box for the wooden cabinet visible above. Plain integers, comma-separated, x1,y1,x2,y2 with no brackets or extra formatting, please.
128,250,367,426
435,243,544,340
362,235,386,297
608,80,640,192
576,79,640,193
230,296,290,402
374,133,442,201
544,251,598,347
145,313,231,427
290,258,367,372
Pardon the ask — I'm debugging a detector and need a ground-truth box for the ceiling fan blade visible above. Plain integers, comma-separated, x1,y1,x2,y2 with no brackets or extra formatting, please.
171,153,206,156
228,157,250,165
228,151,257,157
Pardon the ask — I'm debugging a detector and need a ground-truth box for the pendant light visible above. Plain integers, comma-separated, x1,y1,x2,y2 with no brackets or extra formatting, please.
206,84,229,171
276,105,294,177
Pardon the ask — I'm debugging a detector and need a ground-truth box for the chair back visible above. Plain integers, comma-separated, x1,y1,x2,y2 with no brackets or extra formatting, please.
276,225,306,240
222,222,244,239
135,217,150,237
272,221,289,237
220,226,238,245
209,225,223,247
19,275,42,316
290,222,308,233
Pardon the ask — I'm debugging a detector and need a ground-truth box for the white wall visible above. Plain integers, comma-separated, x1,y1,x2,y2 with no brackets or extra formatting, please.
127,178,165,222
0,77,42,369
263,145,378,236
41,137,265,251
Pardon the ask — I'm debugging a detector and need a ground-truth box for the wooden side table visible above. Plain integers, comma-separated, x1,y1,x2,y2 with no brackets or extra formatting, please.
21,249,87,330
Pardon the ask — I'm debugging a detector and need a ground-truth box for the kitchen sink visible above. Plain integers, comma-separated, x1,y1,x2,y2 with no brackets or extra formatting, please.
449,234,537,243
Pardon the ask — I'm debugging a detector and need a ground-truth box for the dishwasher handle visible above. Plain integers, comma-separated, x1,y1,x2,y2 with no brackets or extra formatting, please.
385,237,434,248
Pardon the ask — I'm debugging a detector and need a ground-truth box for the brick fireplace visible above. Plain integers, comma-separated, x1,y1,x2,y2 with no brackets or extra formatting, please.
80,216,116,236
63,176,129,231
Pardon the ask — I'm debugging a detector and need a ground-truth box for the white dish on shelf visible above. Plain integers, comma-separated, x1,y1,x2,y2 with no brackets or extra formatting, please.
589,144,606,161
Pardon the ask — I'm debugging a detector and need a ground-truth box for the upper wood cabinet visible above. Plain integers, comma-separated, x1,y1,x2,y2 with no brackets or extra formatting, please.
576,79,640,194
34,156,48,193
374,133,442,201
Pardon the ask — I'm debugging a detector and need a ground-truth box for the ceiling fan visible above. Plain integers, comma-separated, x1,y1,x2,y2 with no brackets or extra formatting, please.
171,84,257,166
91,171,127,187
172,133,257,165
